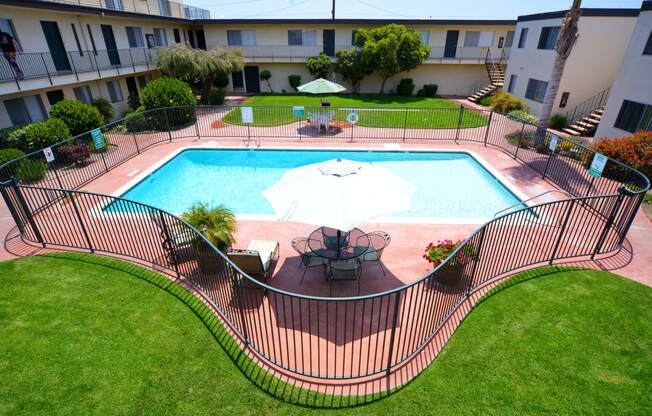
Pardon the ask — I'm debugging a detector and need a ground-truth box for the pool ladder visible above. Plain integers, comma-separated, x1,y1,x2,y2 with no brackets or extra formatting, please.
243,135,260,147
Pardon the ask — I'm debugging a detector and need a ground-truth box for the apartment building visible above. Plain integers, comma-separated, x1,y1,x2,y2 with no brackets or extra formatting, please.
0,0,208,128
503,7,639,121
199,19,516,96
595,1,652,140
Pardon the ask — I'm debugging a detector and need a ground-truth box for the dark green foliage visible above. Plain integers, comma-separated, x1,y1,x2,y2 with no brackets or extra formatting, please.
0,125,25,150
416,83,438,97
0,148,24,166
49,99,103,136
549,113,567,130
536,143,551,154
214,72,230,89
91,98,114,123
141,77,196,129
208,87,226,105
125,106,149,133
127,93,141,111
334,48,372,94
288,74,301,91
7,118,71,153
491,91,529,113
480,95,494,106
396,78,415,96
259,69,273,92
306,53,331,79
17,158,46,182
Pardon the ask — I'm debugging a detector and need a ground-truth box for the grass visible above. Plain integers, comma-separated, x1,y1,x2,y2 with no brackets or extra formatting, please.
221,94,488,129
1,255,651,415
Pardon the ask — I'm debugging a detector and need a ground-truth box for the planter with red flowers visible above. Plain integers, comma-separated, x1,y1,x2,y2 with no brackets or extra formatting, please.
424,239,477,286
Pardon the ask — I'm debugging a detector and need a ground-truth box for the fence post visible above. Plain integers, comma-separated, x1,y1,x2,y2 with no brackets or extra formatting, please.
549,199,575,264
385,291,402,375
11,180,45,247
158,211,181,279
128,48,136,72
542,148,554,179
514,122,525,159
52,165,65,189
68,190,93,253
98,143,109,172
592,189,626,259
233,274,250,346
467,227,486,295
40,53,53,85
402,107,408,142
455,105,464,142
92,51,101,78
68,52,79,81
0,183,25,234
163,107,173,141
131,127,140,154
194,105,200,138
483,111,493,146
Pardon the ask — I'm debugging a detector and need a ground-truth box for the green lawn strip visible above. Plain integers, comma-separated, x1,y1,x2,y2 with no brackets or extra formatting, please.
221,94,487,129
1,256,650,415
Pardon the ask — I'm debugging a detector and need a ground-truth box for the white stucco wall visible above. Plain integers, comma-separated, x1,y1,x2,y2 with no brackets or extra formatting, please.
595,7,652,140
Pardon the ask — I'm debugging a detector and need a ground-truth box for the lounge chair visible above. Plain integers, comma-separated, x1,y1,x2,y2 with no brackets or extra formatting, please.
328,258,362,296
291,237,327,284
149,209,193,265
360,231,391,275
227,240,279,283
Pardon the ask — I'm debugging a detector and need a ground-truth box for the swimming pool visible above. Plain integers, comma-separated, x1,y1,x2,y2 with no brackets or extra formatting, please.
109,149,522,221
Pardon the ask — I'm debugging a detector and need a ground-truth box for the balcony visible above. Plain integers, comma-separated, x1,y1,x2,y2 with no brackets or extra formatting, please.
40,0,210,19
0,48,162,95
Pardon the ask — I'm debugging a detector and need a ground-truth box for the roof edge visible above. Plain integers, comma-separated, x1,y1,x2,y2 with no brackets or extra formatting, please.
517,8,640,22
195,18,516,26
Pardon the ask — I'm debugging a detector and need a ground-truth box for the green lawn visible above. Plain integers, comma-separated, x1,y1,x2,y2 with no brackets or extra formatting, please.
1,255,650,415
222,94,488,129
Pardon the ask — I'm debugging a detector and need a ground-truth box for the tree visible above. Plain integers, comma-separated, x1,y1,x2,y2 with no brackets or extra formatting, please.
355,24,431,93
334,48,372,94
306,53,331,79
535,0,581,144
156,44,243,104
259,69,273,92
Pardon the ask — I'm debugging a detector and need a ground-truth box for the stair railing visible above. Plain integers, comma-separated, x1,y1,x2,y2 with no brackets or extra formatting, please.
563,87,611,124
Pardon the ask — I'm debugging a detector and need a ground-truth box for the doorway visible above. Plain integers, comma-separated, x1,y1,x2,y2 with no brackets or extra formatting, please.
244,66,260,93
40,21,71,72
444,30,459,58
101,24,121,66
323,29,335,57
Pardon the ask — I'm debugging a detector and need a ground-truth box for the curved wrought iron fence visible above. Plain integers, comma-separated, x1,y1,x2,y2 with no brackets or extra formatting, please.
0,105,648,382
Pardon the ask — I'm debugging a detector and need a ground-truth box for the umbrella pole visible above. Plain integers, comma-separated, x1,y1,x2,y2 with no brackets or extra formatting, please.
336,229,341,258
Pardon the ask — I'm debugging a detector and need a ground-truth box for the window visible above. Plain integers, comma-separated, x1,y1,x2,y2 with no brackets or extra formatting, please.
70,24,83,56
538,26,560,50
105,0,123,10
559,91,569,108
517,27,528,48
86,24,97,55
351,29,357,45
643,30,652,55
614,100,652,132
157,0,171,16
137,74,151,89
288,30,317,46
505,30,515,47
188,30,195,48
46,90,64,106
126,26,144,48
525,78,548,103
227,30,256,46
196,29,206,50
463,31,494,47
507,74,517,94
153,28,167,46
173,28,180,43
106,80,123,103
409,29,429,45
4,95,47,126
73,85,93,105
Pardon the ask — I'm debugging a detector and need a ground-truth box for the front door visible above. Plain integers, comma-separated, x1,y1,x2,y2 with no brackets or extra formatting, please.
244,66,260,93
444,30,459,58
196,30,206,50
125,76,138,96
232,71,244,91
101,24,121,66
323,29,335,57
40,21,71,72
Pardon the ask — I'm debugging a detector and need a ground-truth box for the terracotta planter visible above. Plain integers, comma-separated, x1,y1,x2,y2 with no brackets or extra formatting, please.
434,263,465,286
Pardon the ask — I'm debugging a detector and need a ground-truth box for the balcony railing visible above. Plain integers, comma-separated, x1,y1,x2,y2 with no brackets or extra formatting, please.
41,0,210,19
0,48,162,89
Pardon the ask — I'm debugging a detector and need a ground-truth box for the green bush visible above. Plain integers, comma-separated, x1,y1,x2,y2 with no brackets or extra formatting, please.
49,99,103,136
491,91,529,114
214,73,230,89
0,125,25,150
306,53,331,79
17,158,46,182
549,113,567,130
480,95,494,106
0,148,25,166
208,87,226,105
259,70,273,93
416,83,438,97
536,143,551,155
7,118,71,153
127,93,141,111
288,74,301,91
508,110,539,125
125,106,149,133
141,77,196,129
91,98,114,123
397,78,415,96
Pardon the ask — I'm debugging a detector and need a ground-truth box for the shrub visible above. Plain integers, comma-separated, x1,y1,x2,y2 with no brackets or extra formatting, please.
535,143,551,155
508,110,539,125
59,141,91,165
17,158,46,182
259,69,273,93
549,113,567,130
127,93,141,111
125,106,149,133
0,125,25,150
181,202,236,252
417,83,438,97
491,91,529,113
592,131,651,184
479,95,494,106
49,99,103,136
214,72,230,89
7,118,71,153
141,77,196,128
424,239,476,266
288,74,301,91
306,53,331,79
208,87,226,105
396,78,415,96
0,148,25,166
91,98,114,123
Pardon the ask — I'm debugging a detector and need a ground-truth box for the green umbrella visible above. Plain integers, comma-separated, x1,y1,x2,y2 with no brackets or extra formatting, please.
297,78,346,104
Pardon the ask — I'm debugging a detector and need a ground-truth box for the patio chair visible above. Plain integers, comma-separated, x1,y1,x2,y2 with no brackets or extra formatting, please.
227,240,279,283
291,237,327,284
360,231,391,275
327,258,362,296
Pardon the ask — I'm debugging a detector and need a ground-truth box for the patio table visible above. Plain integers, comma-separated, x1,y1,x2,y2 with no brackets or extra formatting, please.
308,110,334,131
307,226,370,260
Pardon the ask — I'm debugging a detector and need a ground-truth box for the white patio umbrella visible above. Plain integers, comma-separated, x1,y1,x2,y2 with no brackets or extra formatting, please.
261,159,416,231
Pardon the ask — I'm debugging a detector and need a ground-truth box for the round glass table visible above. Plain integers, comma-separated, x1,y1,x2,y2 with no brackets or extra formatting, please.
307,226,370,260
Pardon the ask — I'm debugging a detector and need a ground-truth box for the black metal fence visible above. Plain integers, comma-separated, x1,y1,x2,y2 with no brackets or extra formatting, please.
0,105,648,383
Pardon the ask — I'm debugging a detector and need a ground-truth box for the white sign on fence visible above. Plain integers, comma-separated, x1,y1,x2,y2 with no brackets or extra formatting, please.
548,136,558,152
43,147,54,163
589,153,608,178
241,106,253,123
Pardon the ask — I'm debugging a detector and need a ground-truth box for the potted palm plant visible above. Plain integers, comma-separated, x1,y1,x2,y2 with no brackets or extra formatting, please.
424,239,476,286
181,202,236,273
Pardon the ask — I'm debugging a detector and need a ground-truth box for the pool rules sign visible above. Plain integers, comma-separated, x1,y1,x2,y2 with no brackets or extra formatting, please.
589,153,608,178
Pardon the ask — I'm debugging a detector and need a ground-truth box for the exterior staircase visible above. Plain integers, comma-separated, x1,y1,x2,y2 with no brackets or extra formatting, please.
468,50,506,104
562,106,604,137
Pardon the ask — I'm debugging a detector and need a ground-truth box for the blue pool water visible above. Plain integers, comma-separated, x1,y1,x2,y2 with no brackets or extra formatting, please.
109,149,521,219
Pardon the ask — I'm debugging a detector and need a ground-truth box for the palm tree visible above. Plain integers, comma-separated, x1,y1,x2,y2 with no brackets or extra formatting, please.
181,202,236,252
534,0,581,145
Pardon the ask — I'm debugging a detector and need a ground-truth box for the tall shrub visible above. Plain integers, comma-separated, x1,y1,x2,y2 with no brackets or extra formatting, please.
288,74,302,91
91,98,114,123
141,77,196,128
49,99,103,136
7,118,70,153
306,53,331,79
592,131,651,183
